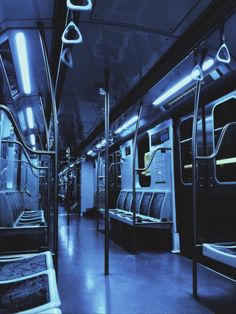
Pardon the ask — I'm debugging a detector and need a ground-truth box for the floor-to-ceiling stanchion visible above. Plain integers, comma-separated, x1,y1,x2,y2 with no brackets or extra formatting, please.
104,70,110,275
38,23,59,275
96,151,101,231
132,103,143,254
66,147,71,226
191,76,203,298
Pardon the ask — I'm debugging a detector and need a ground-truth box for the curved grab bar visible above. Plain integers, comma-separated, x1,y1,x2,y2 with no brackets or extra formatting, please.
13,159,44,179
216,43,231,64
108,161,122,172
62,21,83,44
67,0,92,11
135,147,171,173
196,122,236,160
1,139,48,172
23,185,32,197
61,48,73,68
0,105,54,156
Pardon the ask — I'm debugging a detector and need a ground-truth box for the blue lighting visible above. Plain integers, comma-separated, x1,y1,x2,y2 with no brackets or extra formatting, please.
15,32,31,94
30,134,36,146
153,58,215,106
96,139,106,149
87,150,93,155
26,107,34,128
115,115,139,134
202,58,214,71
18,110,27,131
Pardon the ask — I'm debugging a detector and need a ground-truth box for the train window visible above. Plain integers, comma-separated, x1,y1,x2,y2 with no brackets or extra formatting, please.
137,132,151,187
180,117,193,141
179,117,193,184
213,100,236,182
213,98,236,146
109,151,121,189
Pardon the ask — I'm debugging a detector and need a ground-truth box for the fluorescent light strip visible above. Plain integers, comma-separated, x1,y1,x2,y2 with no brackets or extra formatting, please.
184,157,236,169
153,59,215,106
115,115,139,134
216,157,236,165
87,150,93,155
15,32,31,94
30,134,36,146
96,139,106,149
184,164,192,169
18,110,27,131
26,107,34,128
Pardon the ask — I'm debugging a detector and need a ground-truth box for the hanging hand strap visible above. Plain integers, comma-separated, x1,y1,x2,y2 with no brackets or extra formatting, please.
216,24,231,64
61,48,73,68
216,43,231,64
67,0,92,11
62,21,83,44
191,64,203,81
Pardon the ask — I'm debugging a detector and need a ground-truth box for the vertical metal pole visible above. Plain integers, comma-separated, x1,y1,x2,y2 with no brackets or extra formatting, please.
132,103,143,254
66,148,71,226
38,24,59,275
96,151,101,231
0,111,2,177
47,160,51,247
55,9,70,96
104,70,110,275
191,80,202,298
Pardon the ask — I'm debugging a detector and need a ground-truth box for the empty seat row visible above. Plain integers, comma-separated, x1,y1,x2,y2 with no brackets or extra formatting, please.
0,190,45,228
0,251,61,313
100,190,172,227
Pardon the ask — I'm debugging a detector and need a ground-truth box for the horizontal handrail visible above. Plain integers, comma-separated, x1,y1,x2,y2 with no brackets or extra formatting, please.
196,122,236,160
0,105,55,156
1,139,48,172
135,147,171,173
14,159,46,178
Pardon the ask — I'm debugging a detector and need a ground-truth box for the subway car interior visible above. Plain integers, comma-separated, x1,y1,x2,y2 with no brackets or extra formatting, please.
0,0,236,313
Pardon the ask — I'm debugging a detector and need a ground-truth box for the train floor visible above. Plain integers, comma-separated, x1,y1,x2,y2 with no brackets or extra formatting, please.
58,209,236,314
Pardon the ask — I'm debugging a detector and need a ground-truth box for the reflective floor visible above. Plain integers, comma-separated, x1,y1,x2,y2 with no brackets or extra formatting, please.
58,210,236,314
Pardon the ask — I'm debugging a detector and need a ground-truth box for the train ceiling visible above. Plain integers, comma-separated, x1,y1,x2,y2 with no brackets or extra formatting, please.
1,0,236,157
58,0,214,150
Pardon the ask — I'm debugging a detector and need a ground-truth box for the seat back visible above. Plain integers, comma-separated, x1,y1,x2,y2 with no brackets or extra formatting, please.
123,191,133,212
116,191,127,210
0,191,14,227
131,191,142,213
149,193,165,219
139,192,153,216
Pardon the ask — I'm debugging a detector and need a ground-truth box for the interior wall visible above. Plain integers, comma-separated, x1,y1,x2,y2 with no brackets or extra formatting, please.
81,160,95,212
